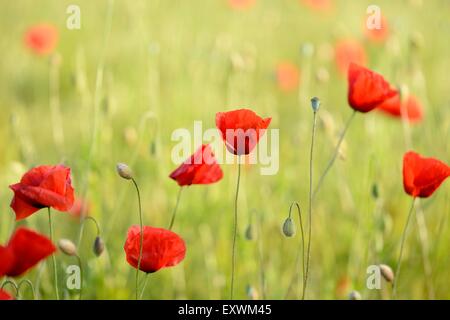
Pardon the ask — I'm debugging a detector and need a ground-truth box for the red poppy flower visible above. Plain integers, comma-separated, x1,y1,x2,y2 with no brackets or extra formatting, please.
24,24,58,56
403,151,450,198
9,165,75,221
276,62,300,92
364,14,389,43
216,109,271,155
227,0,255,10
0,227,56,278
377,94,423,123
124,225,186,273
0,289,14,300
335,39,367,76
347,63,397,113
169,144,223,187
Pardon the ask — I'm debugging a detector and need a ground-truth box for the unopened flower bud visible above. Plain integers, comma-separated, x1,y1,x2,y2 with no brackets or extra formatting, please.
371,183,379,199
311,97,321,113
58,239,77,256
245,224,255,241
282,217,296,237
379,264,394,283
93,236,105,257
116,163,133,180
348,290,362,300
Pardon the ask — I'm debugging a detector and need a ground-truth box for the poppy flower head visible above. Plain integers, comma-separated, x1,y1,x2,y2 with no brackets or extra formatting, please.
24,23,58,56
403,151,450,198
275,62,300,92
347,63,398,113
124,225,186,273
377,94,423,123
0,289,14,300
169,144,223,187
364,14,389,43
335,39,367,76
9,165,75,221
216,108,272,155
0,227,56,278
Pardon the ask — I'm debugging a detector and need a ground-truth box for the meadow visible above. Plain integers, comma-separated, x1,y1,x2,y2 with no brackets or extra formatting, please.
0,0,449,300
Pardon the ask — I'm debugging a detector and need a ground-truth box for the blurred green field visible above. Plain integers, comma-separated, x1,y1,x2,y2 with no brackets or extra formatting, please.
0,0,449,299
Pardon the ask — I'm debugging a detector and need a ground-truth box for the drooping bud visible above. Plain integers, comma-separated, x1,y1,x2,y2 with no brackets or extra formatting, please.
116,163,133,180
282,217,296,237
245,224,255,241
348,290,362,300
379,264,394,283
311,97,321,113
58,239,77,256
371,183,379,199
93,236,105,257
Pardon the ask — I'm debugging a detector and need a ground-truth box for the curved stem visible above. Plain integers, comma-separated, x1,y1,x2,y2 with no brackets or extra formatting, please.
83,216,101,236
230,158,241,300
312,110,356,199
303,111,318,300
1,279,19,298
75,255,83,300
131,178,144,300
393,198,416,299
284,202,306,299
18,279,36,300
168,187,183,230
47,207,60,300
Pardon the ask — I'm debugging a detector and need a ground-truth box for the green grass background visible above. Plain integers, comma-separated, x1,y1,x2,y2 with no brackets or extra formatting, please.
0,0,449,299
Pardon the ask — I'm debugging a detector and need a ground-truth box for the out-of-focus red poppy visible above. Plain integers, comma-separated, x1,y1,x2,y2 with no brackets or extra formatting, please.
275,62,300,92
228,0,255,10
377,94,423,123
403,151,450,198
216,109,271,155
335,39,367,76
169,144,223,187
302,0,332,11
0,289,14,300
347,63,397,113
124,225,186,273
24,24,58,56
9,165,75,221
364,14,389,43
69,197,91,219
0,227,56,278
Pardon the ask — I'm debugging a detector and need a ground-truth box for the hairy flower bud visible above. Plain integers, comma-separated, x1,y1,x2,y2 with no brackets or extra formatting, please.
58,239,77,256
93,236,105,257
245,224,255,241
379,264,394,283
348,290,362,300
282,217,295,237
311,97,321,113
116,163,133,180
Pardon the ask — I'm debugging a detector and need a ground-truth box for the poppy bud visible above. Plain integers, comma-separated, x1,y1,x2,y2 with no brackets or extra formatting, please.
371,183,379,199
245,224,255,241
93,236,105,257
58,239,77,256
379,264,394,283
116,163,133,180
348,290,362,300
311,97,321,113
282,217,295,237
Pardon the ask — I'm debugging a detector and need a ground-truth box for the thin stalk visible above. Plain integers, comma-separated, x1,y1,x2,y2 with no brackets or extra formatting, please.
393,198,416,299
131,178,144,300
284,202,306,299
1,279,19,298
47,207,59,300
139,274,150,299
304,111,318,299
168,187,183,230
313,110,356,199
230,158,242,300
256,212,266,300
76,255,83,300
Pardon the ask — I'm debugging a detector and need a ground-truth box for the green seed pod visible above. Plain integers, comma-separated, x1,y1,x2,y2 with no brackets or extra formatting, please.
116,163,133,180
93,236,105,257
379,264,394,283
348,290,362,300
282,217,296,237
58,239,77,256
311,97,321,113
245,224,255,241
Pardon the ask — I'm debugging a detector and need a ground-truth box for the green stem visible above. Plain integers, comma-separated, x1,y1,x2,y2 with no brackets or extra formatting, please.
230,159,241,300
304,111,317,300
393,198,416,299
312,110,356,199
139,273,150,299
131,178,144,300
47,207,59,300
168,187,183,230
76,255,83,300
